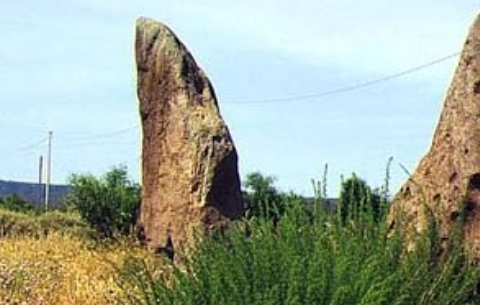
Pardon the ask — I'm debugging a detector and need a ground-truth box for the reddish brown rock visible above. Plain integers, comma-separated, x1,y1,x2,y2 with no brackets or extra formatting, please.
136,17,244,251
390,14,480,251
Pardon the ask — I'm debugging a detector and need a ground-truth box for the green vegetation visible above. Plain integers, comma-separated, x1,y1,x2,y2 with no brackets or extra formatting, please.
0,194,93,238
243,172,285,219
66,166,141,238
2,167,480,304
338,173,385,224
119,173,480,305
0,194,37,213
0,208,91,238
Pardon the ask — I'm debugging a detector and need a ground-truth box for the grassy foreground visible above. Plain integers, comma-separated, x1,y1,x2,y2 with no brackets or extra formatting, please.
120,198,480,305
0,209,159,305
2,174,480,304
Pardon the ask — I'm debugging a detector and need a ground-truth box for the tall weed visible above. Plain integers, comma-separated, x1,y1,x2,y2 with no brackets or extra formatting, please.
119,193,480,305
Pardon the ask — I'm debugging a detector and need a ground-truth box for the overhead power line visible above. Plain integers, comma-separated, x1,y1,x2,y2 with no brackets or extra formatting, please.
8,125,140,156
6,51,461,159
14,137,48,152
225,52,460,104
59,125,139,143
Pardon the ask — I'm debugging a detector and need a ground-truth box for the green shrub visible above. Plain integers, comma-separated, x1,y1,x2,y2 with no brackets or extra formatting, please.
118,189,480,305
36,210,94,237
0,194,37,213
66,166,140,238
0,208,91,238
338,173,386,224
243,172,299,221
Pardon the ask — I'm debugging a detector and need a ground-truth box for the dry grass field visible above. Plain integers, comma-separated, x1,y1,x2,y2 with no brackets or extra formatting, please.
0,211,160,305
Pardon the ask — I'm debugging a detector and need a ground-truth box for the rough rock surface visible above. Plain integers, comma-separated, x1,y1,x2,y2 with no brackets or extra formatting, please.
390,14,480,251
136,17,244,250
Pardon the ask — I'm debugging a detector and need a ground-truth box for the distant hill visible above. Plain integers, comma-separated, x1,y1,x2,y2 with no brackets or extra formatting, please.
0,179,70,208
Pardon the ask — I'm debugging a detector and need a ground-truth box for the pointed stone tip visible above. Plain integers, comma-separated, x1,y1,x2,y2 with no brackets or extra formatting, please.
466,12,480,38
136,16,168,30
135,17,183,59
137,16,155,25
473,12,480,28
135,17,177,44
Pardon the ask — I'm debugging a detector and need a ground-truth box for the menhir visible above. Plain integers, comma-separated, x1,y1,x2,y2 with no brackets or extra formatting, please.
135,17,244,252
389,14,480,252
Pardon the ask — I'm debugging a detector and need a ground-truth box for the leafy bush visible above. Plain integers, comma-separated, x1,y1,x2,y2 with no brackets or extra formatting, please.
0,208,91,238
338,173,385,224
243,172,290,219
66,166,140,238
119,186,480,305
0,194,37,213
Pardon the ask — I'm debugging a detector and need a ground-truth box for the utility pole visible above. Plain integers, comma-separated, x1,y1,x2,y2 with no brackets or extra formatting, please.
38,155,43,206
45,131,52,211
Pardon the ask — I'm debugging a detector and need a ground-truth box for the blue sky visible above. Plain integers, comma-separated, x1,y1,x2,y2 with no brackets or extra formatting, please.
0,1,479,196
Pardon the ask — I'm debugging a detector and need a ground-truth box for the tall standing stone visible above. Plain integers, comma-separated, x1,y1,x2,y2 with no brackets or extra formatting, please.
136,17,244,251
390,14,480,251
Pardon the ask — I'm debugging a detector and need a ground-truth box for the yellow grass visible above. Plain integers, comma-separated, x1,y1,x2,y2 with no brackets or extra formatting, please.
0,233,160,305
